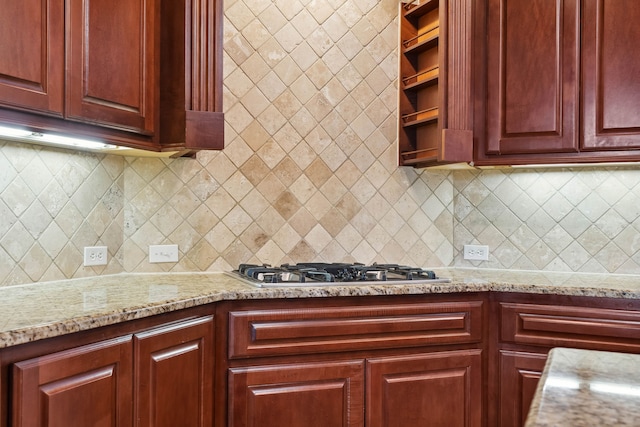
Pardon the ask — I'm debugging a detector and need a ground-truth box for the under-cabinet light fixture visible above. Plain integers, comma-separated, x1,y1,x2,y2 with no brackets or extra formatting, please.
0,126,32,139
0,125,132,153
509,162,640,169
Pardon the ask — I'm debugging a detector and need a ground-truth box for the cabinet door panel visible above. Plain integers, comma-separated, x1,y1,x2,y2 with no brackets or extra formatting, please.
499,350,547,427
0,0,64,115
66,0,156,134
486,0,578,155
134,316,214,427
582,0,640,149
228,360,365,427
367,350,482,427
12,336,133,427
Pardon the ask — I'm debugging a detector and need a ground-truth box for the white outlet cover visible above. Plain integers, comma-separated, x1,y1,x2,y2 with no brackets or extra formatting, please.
149,244,179,263
84,246,108,266
463,244,489,261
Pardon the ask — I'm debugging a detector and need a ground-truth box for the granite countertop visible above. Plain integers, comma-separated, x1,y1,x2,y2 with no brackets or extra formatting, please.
3,267,640,349
526,347,640,426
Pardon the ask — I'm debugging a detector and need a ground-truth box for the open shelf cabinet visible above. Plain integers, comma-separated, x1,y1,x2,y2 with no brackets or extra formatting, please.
398,0,473,167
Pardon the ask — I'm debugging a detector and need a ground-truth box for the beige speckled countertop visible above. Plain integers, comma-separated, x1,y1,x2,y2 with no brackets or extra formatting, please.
526,347,640,426
3,267,640,349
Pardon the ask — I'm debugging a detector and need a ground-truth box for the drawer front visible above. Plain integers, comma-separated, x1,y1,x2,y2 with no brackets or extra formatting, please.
501,303,640,351
228,301,483,359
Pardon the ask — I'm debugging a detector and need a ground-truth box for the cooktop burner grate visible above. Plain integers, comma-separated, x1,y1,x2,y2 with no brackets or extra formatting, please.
229,262,449,287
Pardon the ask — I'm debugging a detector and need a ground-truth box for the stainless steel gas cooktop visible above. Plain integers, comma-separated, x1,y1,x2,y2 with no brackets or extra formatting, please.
227,262,450,288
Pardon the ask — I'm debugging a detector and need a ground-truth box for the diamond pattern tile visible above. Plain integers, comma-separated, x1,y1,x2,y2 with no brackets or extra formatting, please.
14,1,640,285
0,141,125,285
453,167,640,273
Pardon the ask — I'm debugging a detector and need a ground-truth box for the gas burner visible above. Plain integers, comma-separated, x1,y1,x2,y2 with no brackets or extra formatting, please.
229,263,449,287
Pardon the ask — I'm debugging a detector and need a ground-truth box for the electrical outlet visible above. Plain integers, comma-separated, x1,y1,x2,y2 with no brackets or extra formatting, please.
149,244,179,263
464,244,489,261
84,246,108,266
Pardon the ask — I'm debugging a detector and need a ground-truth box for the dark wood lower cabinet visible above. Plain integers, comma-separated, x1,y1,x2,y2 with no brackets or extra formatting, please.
228,360,365,427
222,295,486,427
494,294,640,427
498,350,547,427
367,350,483,427
10,316,214,427
227,350,483,427
135,316,214,427
13,335,133,427
9,292,640,427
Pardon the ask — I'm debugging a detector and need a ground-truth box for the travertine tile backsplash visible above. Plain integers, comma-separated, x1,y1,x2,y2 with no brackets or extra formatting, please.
454,167,640,273
2,0,640,286
0,142,125,285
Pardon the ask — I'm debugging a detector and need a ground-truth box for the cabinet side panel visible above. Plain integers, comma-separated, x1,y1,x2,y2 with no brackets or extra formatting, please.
159,0,225,151
446,0,472,131
189,0,222,112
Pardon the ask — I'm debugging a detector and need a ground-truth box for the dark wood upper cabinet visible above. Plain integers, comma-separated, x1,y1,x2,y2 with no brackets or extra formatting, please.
66,0,157,135
581,0,640,151
475,0,640,165
158,0,225,155
0,0,65,116
484,0,579,156
0,0,224,156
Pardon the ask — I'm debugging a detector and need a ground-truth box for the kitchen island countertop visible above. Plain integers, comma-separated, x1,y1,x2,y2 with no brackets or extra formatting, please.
526,347,640,426
3,267,640,348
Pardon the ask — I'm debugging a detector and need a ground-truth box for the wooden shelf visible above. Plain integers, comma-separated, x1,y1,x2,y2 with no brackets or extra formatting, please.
400,148,439,166
403,66,439,90
402,22,440,54
403,32,439,54
403,0,440,18
398,0,473,167
402,107,439,127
